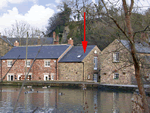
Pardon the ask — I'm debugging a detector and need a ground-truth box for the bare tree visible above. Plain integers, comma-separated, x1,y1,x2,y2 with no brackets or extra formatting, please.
101,0,149,112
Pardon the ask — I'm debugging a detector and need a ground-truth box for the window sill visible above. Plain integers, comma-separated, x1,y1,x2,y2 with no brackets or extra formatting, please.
7,66,12,67
45,66,50,67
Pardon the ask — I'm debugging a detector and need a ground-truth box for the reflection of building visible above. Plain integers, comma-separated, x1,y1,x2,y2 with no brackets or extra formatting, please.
112,92,119,113
24,92,32,112
93,91,98,113
6,91,12,112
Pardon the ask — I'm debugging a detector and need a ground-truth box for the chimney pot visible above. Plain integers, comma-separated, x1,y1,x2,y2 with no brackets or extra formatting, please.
68,38,73,46
54,35,59,44
14,40,19,46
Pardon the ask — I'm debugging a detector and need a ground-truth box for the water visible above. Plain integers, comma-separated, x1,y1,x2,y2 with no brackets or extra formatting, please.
0,86,134,113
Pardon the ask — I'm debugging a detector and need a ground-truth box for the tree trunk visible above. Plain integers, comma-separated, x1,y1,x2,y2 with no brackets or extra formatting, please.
122,0,149,112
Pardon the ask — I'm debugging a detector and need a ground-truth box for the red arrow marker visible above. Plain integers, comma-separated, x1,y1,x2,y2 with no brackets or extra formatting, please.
82,12,88,53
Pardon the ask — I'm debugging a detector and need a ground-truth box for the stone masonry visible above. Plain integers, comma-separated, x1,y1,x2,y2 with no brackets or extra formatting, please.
100,39,136,85
58,46,101,81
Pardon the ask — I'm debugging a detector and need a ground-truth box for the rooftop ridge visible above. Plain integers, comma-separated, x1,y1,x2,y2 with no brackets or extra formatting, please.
14,44,70,47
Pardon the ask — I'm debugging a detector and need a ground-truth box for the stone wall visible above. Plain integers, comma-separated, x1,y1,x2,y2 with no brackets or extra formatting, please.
100,39,135,85
1,59,57,81
58,63,83,81
58,46,101,82
83,46,101,81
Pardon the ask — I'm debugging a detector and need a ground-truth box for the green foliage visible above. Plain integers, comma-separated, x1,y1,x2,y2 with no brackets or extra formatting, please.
46,0,150,50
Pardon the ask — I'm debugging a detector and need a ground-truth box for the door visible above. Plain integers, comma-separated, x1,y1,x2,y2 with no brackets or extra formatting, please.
29,75,32,80
18,75,21,80
51,75,54,80
93,74,97,82
7,75,13,81
11,75,13,81
44,75,49,81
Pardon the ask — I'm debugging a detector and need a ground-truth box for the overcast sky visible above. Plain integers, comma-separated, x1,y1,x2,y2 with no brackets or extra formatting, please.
0,0,149,35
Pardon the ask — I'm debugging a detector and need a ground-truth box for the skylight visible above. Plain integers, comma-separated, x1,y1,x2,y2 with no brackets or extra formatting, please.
77,55,82,58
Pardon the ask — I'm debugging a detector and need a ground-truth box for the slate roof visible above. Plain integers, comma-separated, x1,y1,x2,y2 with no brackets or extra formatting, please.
1,45,71,59
120,40,150,54
59,45,96,62
8,37,53,45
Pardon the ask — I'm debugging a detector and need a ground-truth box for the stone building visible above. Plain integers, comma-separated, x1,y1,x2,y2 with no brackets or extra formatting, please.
1,38,101,82
59,42,101,82
100,39,150,85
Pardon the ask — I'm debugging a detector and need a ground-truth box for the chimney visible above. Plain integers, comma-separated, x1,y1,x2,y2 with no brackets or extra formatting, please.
54,35,59,44
68,38,73,46
38,36,40,45
53,31,56,40
14,40,19,46
0,33,1,37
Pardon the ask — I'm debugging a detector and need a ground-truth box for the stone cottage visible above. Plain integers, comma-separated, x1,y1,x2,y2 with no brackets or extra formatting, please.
100,39,150,85
58,44,101,82
1,38,101,82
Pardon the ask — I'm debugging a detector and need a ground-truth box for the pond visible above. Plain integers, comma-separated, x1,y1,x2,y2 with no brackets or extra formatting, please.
0,86,134,113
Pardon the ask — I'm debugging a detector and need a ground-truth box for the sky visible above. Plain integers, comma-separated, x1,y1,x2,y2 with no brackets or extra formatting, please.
0,0,62,35
0,0,149,35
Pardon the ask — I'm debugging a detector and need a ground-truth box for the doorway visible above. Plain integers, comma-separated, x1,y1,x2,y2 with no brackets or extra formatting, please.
7,75,14,81
93,74,97,82
44,75,49,81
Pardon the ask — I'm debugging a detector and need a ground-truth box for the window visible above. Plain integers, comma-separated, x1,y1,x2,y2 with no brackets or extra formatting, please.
7,60,12,67
26,60,30,67
44,60,50,67
114,73,119,79
94,57,98,70
88,75,90,80
113,52,119,62
147,73,150,80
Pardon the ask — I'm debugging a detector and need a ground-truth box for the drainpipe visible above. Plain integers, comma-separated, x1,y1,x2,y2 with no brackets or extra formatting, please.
1,59,2,82
82,62,84,81
56,59,58,80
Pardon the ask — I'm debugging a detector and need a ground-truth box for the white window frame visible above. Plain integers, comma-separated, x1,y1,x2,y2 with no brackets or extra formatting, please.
94,57,98,70
25,60,30,67
7,60,13,67
113,52,119,62
44,60,50,67
51,74,54,80
113,73,119,79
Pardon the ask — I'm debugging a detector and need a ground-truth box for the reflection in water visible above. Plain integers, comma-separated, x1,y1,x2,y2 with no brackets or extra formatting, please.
93,91,98,113
112,92,119,113
0,86,136,113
